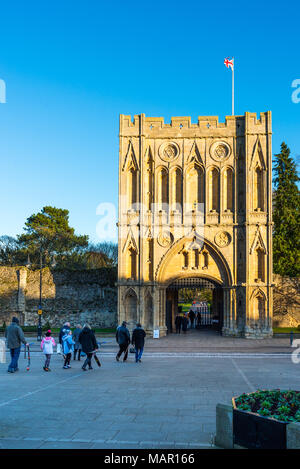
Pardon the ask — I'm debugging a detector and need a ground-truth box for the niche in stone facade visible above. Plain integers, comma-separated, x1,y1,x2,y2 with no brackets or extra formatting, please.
256,248,265,282
186,164,204,209
144,292,153,330
156,167,169,209
125,289,138,323
145,146,154,211
123,141,139,210
223,167,234,212
208,167,220,212
170,167,182,210
251,289,266,328
253,165,264,211
251,137,266,212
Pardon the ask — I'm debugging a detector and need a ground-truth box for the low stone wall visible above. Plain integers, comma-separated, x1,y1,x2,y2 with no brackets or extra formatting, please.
0,266,117,328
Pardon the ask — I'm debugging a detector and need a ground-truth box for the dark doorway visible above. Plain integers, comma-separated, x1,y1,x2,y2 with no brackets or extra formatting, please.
166,277,224,334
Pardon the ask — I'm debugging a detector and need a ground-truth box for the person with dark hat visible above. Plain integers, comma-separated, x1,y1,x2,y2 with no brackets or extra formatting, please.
116,321,130,362
5,317,28,373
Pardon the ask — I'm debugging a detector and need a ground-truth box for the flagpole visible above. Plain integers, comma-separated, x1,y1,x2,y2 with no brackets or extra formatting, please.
232,60,234,116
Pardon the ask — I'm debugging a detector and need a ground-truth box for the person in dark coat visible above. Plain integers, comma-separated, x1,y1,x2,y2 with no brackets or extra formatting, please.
132,323,146,363
182,314,188,334
175,314,182,334
5,317,28,373
188,309,195,329
78,324,98,371
116,321,130,362
73,324,82,361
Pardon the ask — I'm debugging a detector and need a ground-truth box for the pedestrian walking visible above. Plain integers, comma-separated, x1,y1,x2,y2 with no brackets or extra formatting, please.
182,314,188,334
79,324,98,371
40,330,56,371
59,322,71,345
116,321,130,362
132,323,146,363
5,317,28,373
188,309,195,329
73,324,82,361
62,330,75,369
175,313,182,334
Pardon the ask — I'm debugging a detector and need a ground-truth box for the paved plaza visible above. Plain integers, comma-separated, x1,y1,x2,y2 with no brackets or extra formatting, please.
0,330,298,449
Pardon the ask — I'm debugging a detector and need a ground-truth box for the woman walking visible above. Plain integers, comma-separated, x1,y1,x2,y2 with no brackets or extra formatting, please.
41,330,56,371
62,330,75,369
79,324,98,371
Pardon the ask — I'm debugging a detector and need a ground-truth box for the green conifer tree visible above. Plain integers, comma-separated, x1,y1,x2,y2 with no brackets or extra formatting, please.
273,142,300,277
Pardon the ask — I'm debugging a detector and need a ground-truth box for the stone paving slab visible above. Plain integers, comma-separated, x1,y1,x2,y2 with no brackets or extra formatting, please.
0,343,299,449
1,329,292,354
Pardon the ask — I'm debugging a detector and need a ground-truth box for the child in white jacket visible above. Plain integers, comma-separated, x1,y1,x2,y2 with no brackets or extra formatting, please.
41,330,56,371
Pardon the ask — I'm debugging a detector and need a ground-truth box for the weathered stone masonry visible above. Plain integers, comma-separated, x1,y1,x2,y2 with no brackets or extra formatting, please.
0,266,117,327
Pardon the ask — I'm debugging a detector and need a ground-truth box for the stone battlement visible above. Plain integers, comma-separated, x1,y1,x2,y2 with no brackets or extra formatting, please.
120,112,272,137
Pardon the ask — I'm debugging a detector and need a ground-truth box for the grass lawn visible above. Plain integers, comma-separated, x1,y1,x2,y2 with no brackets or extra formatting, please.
178,302,192,313
273,327,300,334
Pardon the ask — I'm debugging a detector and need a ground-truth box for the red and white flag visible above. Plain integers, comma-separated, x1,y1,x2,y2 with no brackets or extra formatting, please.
224,57,234,71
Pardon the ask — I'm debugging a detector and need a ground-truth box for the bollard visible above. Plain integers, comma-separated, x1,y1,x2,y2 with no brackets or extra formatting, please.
290,330,294,347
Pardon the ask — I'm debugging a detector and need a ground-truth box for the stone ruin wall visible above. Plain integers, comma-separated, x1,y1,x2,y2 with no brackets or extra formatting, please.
0,266,117,328
0,267,298,329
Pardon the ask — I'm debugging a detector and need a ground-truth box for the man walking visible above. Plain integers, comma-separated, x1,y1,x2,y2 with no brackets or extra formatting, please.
116,321,130,362
175,313,182,334
132,323,146,363
5,317,28,373
188,309,195,329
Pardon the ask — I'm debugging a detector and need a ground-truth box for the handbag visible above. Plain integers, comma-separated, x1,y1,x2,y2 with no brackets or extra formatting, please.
130,347,136,354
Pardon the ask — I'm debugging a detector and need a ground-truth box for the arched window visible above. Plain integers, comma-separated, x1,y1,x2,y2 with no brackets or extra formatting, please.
127,168,137,209
253,166,264,211
126,247,137,280
171,168,182,210
208,168,219,212
157,167,169,209
125,290,138,323
145,294,153,330
256,248,265,282
223,168,233,212
252,293,265,327
186,165,204,209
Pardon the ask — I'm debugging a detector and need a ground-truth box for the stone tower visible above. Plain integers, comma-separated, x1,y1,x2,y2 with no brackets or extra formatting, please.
118,112,273,338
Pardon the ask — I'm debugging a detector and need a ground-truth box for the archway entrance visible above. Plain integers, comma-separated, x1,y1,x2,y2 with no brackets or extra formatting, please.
166,277,223,334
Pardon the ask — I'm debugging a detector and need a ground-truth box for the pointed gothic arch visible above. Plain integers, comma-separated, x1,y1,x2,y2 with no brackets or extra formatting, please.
207,166,220,212
170,166,182,210
185,163,204,209
156,166,169,208
124,288,138,324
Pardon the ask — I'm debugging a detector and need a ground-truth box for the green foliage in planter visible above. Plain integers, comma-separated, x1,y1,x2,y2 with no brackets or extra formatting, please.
234,390,300,423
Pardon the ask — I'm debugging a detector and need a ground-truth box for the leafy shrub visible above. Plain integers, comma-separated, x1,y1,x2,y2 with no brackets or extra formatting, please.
234,390,300,423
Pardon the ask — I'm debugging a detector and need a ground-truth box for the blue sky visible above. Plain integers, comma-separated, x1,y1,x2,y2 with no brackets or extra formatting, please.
0,0,299,242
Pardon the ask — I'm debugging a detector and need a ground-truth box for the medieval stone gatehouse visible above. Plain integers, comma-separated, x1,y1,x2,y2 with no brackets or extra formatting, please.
117,112,273,338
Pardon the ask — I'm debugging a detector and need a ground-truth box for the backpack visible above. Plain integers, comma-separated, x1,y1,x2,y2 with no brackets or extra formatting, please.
43,338,53,355
62,334,73,354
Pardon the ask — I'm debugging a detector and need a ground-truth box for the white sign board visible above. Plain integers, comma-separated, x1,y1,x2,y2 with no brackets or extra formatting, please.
153,329,160,339
0,339,6,363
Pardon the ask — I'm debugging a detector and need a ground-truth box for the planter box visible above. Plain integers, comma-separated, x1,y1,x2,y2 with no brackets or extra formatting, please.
232,397,288,449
